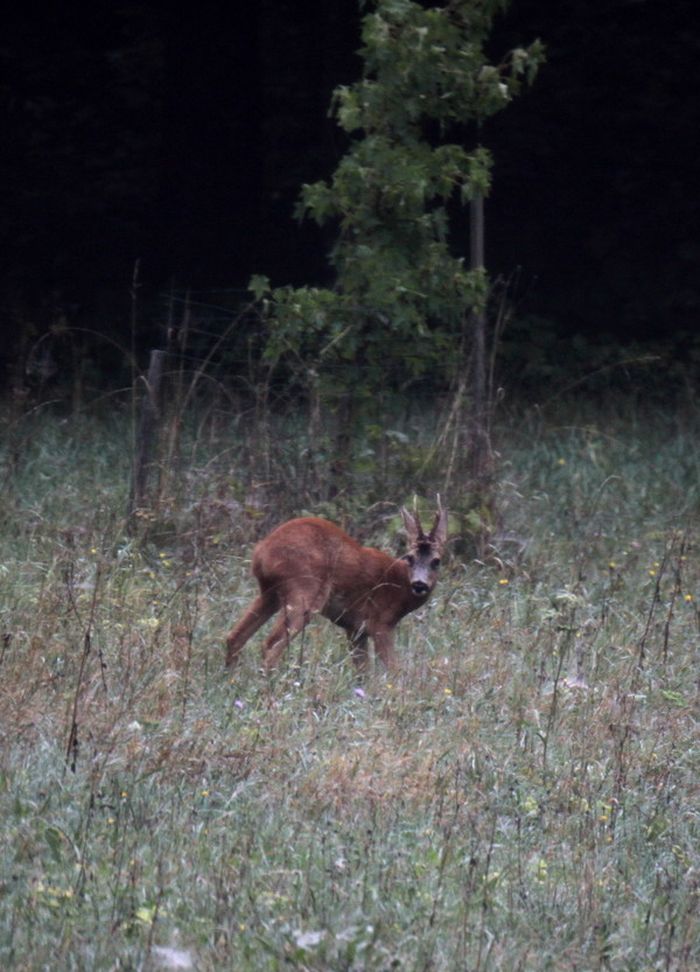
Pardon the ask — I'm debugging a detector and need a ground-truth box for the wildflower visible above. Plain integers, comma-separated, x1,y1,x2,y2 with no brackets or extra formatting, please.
444,687,452,696
522,795,539,816
648,569,657,577
557,458,566,466
498,578,509,586
135,904,157,926
234,699,245,709
152,946,193,968
35,883,74,902
353,687,367,699
201,789,209,798
608,561,617,570
684,593,693,603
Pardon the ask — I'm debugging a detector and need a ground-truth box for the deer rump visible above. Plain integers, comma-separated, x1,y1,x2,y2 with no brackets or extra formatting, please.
225,507,446,673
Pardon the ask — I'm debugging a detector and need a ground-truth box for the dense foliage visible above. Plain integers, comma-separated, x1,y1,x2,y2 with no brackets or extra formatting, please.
252,0,543,400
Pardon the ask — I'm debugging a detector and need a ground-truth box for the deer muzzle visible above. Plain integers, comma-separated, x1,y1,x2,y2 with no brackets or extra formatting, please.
411,580,430,596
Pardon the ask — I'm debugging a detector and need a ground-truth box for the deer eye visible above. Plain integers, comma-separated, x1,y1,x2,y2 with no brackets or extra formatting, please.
431,558,441,570
403,554,415,567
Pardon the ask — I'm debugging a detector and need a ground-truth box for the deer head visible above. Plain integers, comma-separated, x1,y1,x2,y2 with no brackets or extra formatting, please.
400,498,448,598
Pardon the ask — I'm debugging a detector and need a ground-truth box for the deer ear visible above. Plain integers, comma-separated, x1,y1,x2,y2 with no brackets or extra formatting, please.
401,506,423,541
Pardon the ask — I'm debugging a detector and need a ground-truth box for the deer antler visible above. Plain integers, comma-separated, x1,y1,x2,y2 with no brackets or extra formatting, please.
428,494,447,544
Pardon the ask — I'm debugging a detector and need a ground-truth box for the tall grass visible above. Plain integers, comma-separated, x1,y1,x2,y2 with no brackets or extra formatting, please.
0,397,698,970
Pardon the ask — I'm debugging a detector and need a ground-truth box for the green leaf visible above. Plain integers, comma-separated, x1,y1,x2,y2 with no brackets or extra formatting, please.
249,274,271,301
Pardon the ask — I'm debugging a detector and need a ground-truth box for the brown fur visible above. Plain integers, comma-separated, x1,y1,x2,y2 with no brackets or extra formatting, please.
225,503,447,672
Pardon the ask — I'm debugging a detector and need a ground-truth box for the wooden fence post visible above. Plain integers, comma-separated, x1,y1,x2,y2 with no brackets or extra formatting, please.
128,349,166,526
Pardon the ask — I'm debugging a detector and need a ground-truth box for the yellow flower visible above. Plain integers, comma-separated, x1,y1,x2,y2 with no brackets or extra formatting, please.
498,578,509,586
135,905,156,926
522,795,539,816
36,883,74,902
684,593,693,603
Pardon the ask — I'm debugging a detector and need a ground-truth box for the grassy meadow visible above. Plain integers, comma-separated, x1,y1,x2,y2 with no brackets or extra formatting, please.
0,396,698,970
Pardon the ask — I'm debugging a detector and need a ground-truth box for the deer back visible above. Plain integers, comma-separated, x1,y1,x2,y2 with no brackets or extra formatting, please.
253,517,392,597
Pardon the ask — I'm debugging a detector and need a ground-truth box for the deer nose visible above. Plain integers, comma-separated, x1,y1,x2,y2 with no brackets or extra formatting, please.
411,580,429,596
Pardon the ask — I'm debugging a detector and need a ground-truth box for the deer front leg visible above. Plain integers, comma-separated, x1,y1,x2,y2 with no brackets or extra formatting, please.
371,626,398,672
349,628,370,671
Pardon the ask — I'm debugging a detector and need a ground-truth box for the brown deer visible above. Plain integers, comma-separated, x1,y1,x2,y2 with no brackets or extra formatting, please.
225,501,447,673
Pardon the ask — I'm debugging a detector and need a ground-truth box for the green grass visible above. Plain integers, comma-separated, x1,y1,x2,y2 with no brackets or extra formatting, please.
0,400,698,970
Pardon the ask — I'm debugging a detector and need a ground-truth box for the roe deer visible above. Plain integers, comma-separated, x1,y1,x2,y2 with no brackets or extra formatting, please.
225,501,447,673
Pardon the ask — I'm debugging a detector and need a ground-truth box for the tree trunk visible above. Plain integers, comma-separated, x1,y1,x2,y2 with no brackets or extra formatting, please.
467,194,494,489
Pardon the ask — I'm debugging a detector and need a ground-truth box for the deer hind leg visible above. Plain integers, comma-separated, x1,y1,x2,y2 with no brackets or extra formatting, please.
261,599,313,672
225,591,277,668
260,578,331,673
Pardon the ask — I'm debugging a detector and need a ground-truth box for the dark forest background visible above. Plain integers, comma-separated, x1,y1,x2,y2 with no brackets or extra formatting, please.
1,0,699,390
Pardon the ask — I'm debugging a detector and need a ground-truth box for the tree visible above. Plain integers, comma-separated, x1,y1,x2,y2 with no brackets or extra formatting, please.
251,0,543,499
